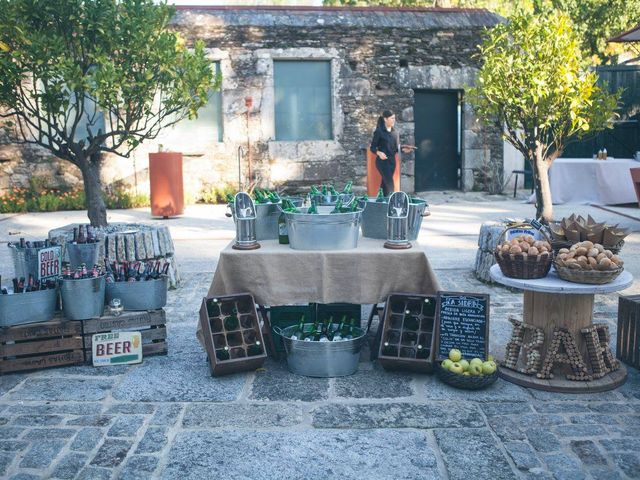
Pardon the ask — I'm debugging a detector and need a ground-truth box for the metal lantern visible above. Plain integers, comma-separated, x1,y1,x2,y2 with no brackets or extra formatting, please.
384,191,411,249
232,192,261,250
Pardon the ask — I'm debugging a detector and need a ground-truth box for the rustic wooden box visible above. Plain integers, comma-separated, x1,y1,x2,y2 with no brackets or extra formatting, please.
617,294,640,369
199,293,267,376
377,293,437,373
82,309,168,363
0,319,84,374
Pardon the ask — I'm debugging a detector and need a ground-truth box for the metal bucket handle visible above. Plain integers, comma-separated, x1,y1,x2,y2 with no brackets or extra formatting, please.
421,204,431,217
225,203,233,218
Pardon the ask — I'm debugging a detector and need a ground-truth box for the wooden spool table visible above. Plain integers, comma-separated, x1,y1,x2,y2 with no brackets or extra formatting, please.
490,264,633,393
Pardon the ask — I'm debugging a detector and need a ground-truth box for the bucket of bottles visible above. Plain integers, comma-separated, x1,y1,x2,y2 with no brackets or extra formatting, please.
274,323,367,377
284,206,363,251
9,244,61,279
0,287,58,327
66,242,100,269
60,276,106,320
105,275,168,311
361,197,430,241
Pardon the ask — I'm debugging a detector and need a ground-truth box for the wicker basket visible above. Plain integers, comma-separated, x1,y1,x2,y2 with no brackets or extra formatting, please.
435,363,499,390
494,228,553,280
554,262,623,285
551,238,624,255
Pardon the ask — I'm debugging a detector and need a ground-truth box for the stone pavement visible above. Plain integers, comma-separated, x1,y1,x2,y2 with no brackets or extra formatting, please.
1,193,640,479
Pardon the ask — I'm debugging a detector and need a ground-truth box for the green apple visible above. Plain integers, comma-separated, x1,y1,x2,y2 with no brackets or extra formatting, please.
459,359,470,371
441,359,454,371
468,363,483,376
449,348,462,362
470,358,483,368
448,362,464,374
482,360,497,375
462,371,470,376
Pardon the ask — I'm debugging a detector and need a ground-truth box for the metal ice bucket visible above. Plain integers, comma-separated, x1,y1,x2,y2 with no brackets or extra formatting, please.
386,192,410,245
284,206,363,251
66,242,99,269
275,323,367,377
227,197,303,240
60,276,106,320
105,276,168,311
0,287,58,327
362,197,430,240
9,244,62,279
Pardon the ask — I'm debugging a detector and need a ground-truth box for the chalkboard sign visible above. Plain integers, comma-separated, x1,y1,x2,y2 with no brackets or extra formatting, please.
435,291,489,360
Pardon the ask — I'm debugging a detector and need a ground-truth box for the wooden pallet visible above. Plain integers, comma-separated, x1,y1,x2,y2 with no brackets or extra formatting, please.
0,320,84,374
618,295,640,369
82,309,168,362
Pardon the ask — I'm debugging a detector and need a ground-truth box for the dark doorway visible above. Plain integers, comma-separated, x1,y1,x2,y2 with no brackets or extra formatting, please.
414,90,461,190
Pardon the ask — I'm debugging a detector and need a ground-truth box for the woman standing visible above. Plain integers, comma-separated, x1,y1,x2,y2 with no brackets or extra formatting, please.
369,110,414,196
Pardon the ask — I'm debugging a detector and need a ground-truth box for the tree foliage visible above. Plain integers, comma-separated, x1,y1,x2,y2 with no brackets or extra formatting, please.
0,0,217,225
467,13,619,221
323,0,640,64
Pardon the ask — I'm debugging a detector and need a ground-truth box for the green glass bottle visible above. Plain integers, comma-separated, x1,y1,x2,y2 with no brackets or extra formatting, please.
375,188,385,202
216,346,230,361
416,344,429,359
278,210,289,244
307,200,318,214
310,185,320,195
329,185,338,196
382,342,398,356
224,312,239,331
321,184,328,195
248,341,263,356
292,315,306,340
342,181,353,194
331,198,343,214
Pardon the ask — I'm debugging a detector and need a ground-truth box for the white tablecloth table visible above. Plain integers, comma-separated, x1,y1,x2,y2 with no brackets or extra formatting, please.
546,158,639,205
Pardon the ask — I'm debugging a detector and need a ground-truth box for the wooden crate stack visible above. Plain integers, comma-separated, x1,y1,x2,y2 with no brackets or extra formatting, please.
1,320,84,374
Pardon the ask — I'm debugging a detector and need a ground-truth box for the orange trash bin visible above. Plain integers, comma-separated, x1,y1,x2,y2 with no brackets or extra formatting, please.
149,152,184,218
366,148,401,196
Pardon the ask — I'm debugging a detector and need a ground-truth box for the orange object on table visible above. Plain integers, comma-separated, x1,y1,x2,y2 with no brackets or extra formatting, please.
366,149,400,196
149,152,184,218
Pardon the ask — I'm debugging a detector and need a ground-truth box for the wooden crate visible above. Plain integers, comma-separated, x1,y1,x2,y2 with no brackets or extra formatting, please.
617,294,640,369
82,309,168,362
0,319,84,374
199,293,267,376
377,293,437,373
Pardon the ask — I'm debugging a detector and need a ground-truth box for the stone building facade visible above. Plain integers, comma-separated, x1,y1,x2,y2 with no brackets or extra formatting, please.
0,6,507,198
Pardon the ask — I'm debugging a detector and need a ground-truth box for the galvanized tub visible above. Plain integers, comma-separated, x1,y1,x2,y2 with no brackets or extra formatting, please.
105,276,168,311
275,323,367,377
285,206,363,251
361,197,430,241
9,245,59,279
60,276,106,320
227,197,303,241
66,242,99,268
0,287,58,327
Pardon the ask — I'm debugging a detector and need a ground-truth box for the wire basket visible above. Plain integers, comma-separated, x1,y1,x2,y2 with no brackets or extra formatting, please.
494,227,553,279
554,262,624,285
435,363,499,390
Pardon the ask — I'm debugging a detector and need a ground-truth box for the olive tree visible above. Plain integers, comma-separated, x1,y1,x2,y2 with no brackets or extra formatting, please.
468,13,619,222
0,0,216,226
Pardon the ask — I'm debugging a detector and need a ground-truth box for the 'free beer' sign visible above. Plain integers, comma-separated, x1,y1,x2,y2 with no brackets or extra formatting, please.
92,331,143,367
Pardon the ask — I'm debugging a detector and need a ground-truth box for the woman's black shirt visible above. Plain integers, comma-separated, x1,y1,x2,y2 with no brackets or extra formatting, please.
370,127,399,159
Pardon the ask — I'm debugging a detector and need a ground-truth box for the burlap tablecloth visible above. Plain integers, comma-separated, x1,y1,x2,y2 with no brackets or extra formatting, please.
197,238,440,348
208,238,440,305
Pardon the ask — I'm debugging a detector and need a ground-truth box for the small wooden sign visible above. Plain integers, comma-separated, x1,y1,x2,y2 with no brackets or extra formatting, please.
38,246,61,281
435,291,490,361
92,331,142,367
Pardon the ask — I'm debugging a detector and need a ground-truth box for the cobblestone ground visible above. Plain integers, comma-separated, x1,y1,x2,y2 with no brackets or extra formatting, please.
1,199,639,479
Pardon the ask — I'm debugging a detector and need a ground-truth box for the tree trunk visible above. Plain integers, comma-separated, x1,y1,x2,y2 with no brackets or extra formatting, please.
77,153,108,227
530,153,553,224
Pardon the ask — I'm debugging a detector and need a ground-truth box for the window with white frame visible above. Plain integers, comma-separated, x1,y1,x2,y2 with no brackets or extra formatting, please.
156,61,223,147
274,60,332,141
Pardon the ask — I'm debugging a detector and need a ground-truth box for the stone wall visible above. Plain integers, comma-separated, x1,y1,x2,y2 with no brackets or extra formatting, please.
0,7,504,197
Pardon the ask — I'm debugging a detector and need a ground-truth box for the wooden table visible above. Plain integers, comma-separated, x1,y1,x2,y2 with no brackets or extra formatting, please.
490,264,633,392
